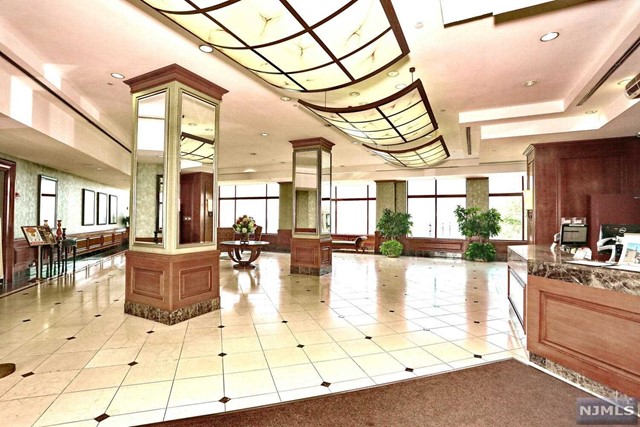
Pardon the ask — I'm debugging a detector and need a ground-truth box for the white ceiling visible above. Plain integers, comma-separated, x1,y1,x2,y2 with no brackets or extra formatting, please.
0,0,639,189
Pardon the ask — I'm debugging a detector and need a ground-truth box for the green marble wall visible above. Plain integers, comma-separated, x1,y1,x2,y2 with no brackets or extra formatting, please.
278,182,292,230
375,181,407,223
466,178,489,210
3,154,129,238
135,162,162,239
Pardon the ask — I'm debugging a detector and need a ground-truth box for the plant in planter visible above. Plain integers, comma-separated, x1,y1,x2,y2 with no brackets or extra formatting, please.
376,209,413,257
453,205,502,261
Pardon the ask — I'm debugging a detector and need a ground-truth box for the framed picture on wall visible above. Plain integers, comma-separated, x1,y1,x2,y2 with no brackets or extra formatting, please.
97,192,108,225
109,195,118,224
82,189,95,226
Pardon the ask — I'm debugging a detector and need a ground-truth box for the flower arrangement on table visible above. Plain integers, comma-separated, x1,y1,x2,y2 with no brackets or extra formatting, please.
233,215,256,242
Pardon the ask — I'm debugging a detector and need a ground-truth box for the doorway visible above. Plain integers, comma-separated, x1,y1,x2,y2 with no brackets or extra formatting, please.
0,158,16,287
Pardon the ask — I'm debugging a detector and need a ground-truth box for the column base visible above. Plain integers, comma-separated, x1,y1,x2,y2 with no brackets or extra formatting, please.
290,265,332,276
124,297,219,326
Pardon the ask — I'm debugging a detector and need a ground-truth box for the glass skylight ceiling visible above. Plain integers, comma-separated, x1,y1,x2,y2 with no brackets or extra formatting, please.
364,135,450,168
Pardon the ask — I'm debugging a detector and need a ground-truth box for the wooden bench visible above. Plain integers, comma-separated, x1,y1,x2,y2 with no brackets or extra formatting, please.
331,236,368,253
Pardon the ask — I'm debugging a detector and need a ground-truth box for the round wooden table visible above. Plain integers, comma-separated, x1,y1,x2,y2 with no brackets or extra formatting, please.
219,241,269,269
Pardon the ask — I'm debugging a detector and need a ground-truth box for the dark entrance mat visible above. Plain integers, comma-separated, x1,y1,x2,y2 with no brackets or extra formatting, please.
143,359,601,427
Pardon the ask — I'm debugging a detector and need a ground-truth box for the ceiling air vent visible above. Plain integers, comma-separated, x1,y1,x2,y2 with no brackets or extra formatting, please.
625,73,640,99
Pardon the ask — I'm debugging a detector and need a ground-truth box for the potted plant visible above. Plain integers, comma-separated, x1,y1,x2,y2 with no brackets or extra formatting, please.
453,205,502,261
376,209,413,257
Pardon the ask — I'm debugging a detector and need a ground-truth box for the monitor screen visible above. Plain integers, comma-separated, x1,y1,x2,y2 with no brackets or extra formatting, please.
599,224,640,239
560,224,588,247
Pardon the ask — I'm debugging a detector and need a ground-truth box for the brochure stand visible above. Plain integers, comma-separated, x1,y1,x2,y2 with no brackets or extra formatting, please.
21,226,58,279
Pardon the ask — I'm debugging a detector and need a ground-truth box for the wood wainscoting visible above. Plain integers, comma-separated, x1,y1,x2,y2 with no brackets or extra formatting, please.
125,250,220,325
290,236,332,276
527,275,640,398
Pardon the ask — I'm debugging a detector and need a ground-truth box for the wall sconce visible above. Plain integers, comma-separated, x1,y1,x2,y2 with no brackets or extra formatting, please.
207,198,213,217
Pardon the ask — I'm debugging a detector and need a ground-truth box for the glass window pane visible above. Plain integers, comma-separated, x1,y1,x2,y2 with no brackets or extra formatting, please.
236,199,266,229
219,185,235,198
267,183,279,197
408,198,436,237
236,184,266,197
266,199,279,234
335,183,368,198
490,195,523,240
368,200,376,235
489,173,524,193
437,197,465,238
408,179,435,196
219,200,235,227
336,200,367,235
437,179,466,195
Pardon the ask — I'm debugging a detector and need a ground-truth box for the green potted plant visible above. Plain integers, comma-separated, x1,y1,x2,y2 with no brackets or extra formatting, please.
376,209,413,257
453,205,502,261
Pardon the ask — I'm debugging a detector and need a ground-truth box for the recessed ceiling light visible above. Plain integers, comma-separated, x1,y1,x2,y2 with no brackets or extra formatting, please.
387,70,399,77
540,32,559,42
260,132,269,136
110,73,125,79
96,167,103,171
349,91,360,97
188,122,197,126
395,83,406,89
199,45,214,53
585,110,598,114
243,168,256,173
281,96,291,101
415,22,424,29
523,80,537,87
618,78,632,86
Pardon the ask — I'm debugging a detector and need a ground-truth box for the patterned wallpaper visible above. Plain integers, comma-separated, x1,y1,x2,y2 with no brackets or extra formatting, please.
466,178,489,210
6,154,129,238
135,162,163,239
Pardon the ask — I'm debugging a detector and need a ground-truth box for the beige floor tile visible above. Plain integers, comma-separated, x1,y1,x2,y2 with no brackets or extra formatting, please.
430,326,471,341
328,377,376,393
423,342,474,362
65,365,130,393
483,332,524,351
448,357,488,369
33,387,117,426
98,409,165,426
222,351,268,374
257,333,297,350
402,330,447,346
389,347,441,369
254,322,290,336
337,338,384,357
371,370,415,384
35,350,96,373
136,343,183,362
180,340,222,358
285,319,322,333
313,358,368,383
122,359,179,385
303,342,348,362
324,326,364,342
168,375,224,407
371,334,416,352
0,395,58,427
223,369,276,399
0,370,79,401
219,324,258,338
271,363,323,391
107,381,172,416
224,392,280,411
279,385,330,402
263,347,309,368
292,329,333,345
164,401,225,421
413,363,453,377
451,337,506,356
411,317,450,329
357,323,397,337
353,353,406,377
86,347,139,368
175,355,223,379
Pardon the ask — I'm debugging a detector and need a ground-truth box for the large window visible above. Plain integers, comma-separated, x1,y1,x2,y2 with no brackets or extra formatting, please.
331,182,376,235
408,178,465,238
218,183,279,234
489,173,525,240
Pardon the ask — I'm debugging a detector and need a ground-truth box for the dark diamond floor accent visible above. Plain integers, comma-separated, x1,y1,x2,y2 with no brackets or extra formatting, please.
22,372,34,378
219,396,231,403
54,302,61,305
297,344,304,348
22,319,30,322
474,354,483,359
218,325,225,329
320,381,331,387
147,330,154,334
281,320,288,324
389,310,395,313
218,352,227,357
473,321,480,324
94,314,102,317
94,414,110,422
66,336,76,340
365,336,372,340
405,367,414,372
320,300,325,303
473,301,478,303
128,361,138,366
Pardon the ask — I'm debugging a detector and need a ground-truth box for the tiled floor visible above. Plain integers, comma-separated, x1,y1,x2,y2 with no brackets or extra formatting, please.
0,251,527,426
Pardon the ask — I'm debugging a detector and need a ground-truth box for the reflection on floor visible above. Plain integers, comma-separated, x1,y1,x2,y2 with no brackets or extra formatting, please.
0,251,526,426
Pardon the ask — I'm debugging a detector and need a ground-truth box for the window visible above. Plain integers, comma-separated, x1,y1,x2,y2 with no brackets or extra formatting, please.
331,182,376,235
408,178,466,238
218,183,279,233
489,173,525,240
38,175,57,227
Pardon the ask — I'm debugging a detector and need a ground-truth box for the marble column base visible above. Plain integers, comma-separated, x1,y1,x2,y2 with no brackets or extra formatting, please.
290,265,332,276
529,352,634,401
124,298,219,325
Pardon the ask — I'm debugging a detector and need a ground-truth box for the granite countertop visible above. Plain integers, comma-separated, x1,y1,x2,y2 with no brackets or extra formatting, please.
508,245,640,295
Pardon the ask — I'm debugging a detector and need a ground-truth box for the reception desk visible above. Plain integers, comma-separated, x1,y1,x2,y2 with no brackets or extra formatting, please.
508,245,640,399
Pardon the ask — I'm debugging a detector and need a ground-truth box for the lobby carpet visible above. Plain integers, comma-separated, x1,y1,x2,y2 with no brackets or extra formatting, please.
146,359,592,427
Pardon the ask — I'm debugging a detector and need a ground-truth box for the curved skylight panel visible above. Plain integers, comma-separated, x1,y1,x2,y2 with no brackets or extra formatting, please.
363,136,450,168
299,80,438,146
181,132,215,163
138,0,409,92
